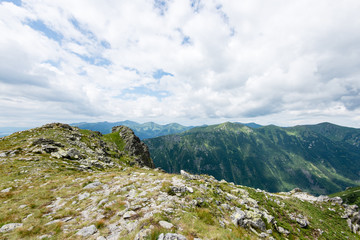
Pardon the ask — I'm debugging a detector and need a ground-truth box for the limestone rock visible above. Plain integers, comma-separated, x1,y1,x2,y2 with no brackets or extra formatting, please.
78,192,90,200
112,126,154,168
123,210,137,219
158,233,187,240
0,223,23,233
76,224,97,237
231,207,246,226
1,187,12,193
84,181,102,189
159,220,174,229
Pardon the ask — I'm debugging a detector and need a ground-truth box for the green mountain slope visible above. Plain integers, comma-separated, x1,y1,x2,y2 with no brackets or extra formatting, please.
330,186,360,207
144,122,360,195
72,121,193,139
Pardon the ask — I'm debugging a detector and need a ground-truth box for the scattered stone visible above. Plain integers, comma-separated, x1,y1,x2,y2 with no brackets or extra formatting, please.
290,188,303,194
170,186,194,193
296,218,310,228
277,226,290,236
76,225,97,237
84,181,102,189
158,233,187,240
134,228,152,240
0,223,23,233
38,234,52,239
78,192,90,200
123,210,137,219
231,207,246,226
159,220,174,229
1,187,12,193
329,196,343,205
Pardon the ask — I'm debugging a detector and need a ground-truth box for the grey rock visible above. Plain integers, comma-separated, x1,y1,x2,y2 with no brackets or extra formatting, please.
277,226,290,235
78,192,90,200
159,220,173,229
123,210,137,219
231,207,246,226
158,233,187,240
290,188,302,194
134,228,151,240
317,195,330,202
112,126,154,168
76,224,97,237
38,234,52,239
296,218,309,228
170,186,193,193
84,181,102,189
1,187,12,193
329,196,343,205
0,152,7,157
0,223,23,233
259,232,268,238
66,148,83,160
249,218,266,231
180,170,201,180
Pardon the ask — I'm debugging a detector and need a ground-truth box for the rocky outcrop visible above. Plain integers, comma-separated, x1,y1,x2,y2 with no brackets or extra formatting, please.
112,125,154,168
9,123,154,170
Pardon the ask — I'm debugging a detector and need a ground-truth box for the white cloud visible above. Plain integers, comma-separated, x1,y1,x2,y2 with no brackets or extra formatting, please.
0,0,360,127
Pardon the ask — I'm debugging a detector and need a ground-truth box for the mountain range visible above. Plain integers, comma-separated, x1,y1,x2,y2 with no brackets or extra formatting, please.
71,121,193,139
144,122,360,195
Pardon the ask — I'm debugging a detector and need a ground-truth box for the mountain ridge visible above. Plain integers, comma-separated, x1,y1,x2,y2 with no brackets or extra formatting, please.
145,122,360,195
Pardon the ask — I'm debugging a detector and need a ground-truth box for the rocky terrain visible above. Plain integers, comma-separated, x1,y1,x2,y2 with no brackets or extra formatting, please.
0,123,359,239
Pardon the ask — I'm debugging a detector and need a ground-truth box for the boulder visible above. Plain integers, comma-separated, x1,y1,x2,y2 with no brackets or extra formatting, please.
0,223,23,233
231,207,246,226
159,220,174,229
123,210,137,219
76,225,97,237
84,181,102,189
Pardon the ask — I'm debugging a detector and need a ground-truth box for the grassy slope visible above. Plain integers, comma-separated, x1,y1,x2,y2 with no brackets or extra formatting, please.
329,186,360,207
145,122,360,195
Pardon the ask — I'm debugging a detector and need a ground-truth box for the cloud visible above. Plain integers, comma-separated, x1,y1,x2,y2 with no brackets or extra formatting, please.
0,0,360,127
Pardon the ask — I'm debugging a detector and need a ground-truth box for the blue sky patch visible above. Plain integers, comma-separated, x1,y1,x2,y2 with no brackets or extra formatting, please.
101,40,111,49
73,53,111,66
182,36,191,45
27,19,63,42
70,18,96,41
190,0,201,12
0,0,21,6
154,0,167,15
153,69,173,79
43,60,61,68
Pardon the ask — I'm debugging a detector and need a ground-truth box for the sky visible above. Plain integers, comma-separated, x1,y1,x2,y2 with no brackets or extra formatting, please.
0,0,360,128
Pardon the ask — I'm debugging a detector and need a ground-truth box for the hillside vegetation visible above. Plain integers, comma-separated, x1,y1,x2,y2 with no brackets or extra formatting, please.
145,122,360,195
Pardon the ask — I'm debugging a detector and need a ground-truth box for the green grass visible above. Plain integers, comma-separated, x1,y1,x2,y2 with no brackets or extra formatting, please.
329,186,360,206
102,132,126,151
